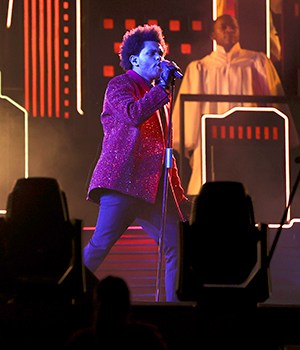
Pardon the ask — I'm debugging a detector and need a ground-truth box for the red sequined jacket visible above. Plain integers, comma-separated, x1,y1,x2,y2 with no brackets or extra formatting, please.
87,70,186,206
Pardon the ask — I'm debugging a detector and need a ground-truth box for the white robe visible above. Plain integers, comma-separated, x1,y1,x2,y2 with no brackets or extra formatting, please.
172,42,298,195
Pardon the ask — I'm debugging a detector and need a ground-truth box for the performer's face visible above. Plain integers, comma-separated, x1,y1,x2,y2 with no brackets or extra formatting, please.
130,41,164,83
211,15,240,52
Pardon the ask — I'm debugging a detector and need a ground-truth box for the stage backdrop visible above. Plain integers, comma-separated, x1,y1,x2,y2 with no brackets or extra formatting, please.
0,0,299,226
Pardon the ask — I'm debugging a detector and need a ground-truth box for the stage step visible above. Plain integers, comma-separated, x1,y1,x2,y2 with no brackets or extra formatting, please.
82,226,166,302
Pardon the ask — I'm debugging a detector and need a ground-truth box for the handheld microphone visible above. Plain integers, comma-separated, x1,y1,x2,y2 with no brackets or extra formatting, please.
161,59,183,79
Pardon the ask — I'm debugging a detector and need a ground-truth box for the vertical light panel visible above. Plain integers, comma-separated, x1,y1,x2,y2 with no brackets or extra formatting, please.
24,0,30,112
76,0,83,115
46,0,53,117
266,0,270,59
54,0,60,118
23,0,67,118
31,0,38,117
6,0,14,28
39,0,45,117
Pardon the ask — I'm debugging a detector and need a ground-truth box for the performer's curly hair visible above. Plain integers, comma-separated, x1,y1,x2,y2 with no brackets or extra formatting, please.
119,24,167,71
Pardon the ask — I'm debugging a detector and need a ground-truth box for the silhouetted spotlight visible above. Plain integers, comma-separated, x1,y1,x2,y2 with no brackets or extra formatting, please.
177,181,271,307
0,177,85,303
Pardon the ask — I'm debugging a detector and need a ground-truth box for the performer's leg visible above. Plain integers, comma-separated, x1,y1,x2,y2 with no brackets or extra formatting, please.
136,199,180,302
162,207,180,302
84,191,136,273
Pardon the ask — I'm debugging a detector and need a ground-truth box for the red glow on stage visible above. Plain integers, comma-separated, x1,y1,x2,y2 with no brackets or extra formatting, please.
31,0,38,117
212,125,217,138
24,0,68,118
238,125,243,139
273,127,279,140
125,19,136,30
103,18,114,29
148,19,158,25
103,65,115,77
169,20,180,31
191,20,202,31
209,125,279,141
54,0,61,118
220,125,226,139
114,42,121,54
246,126,252,139
63,1,69,9
47,0,53,117
39,0,45,117
24,0,30,112
264,126,270,140
255,126,261,140
181,43,191,54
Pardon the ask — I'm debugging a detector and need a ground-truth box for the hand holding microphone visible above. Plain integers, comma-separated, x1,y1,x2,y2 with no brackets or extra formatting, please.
158,59,183,90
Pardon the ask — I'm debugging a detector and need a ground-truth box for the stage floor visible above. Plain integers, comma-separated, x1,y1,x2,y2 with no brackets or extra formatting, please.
83,220,300,306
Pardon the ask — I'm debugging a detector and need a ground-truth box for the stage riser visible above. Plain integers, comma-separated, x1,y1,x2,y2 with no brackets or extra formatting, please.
83,222,300,305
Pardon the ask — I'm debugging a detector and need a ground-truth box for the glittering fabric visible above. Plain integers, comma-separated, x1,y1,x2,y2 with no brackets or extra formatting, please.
87,70,186,205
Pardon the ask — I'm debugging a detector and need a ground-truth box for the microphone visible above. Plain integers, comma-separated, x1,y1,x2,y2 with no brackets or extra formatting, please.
161,59,183,79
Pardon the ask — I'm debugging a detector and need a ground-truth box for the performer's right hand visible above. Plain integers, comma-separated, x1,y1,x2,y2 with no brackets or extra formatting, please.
157,60,179,90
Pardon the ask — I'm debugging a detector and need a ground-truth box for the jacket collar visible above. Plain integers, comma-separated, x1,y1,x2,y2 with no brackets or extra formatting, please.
126,70,152,91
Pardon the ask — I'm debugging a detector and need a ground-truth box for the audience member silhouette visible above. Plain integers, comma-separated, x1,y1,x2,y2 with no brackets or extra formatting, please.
64,275,168,349
123,321,168,350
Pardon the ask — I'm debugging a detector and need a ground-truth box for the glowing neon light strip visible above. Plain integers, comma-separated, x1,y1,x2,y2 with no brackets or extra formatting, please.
54,0,60,117
47,0,53,117
31,0,38,117
201,106,290,224
39,0,45,117
6,0,14,28
76,0,84,115
82,226,143,231
212,0,217,51
266,0,270,59
269,218,300,229
24,0,30,111
212,0,217,20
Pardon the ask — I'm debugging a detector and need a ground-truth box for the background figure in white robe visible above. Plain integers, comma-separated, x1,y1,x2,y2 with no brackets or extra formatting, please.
172,14,299,196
